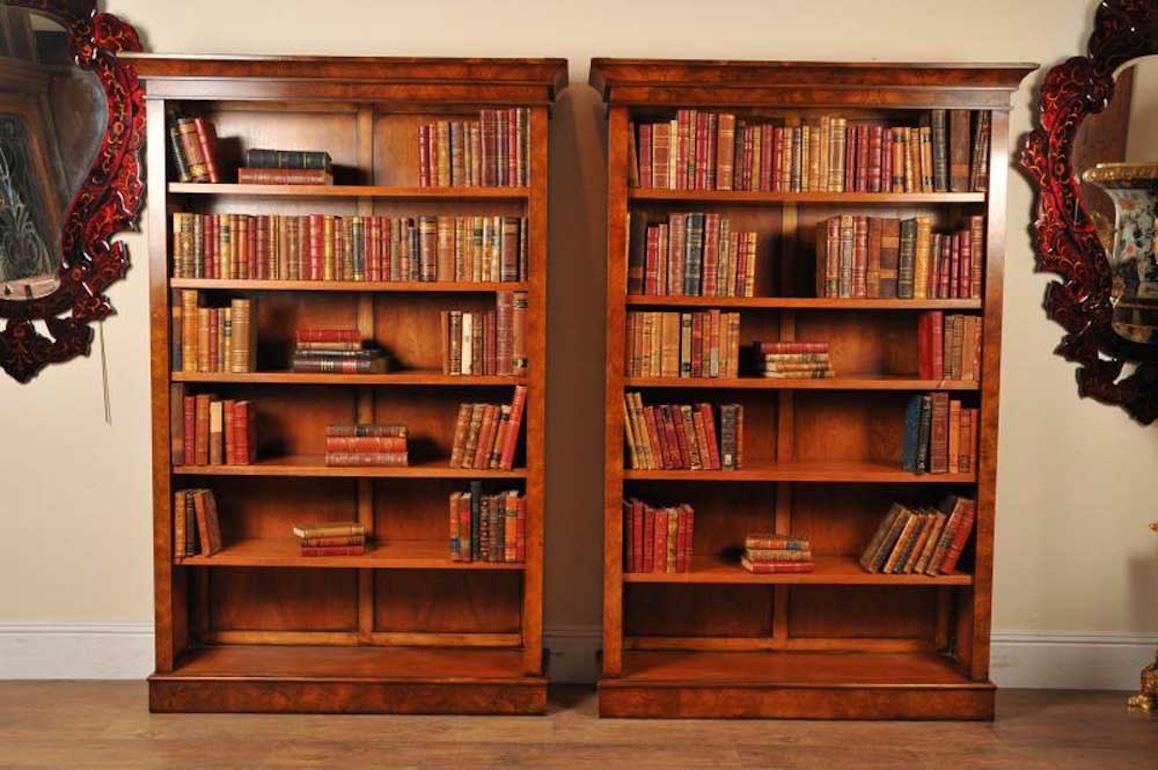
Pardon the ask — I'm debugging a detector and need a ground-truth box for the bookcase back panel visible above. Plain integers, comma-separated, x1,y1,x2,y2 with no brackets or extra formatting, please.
210,567,358,632
793,312,919,378
207,478,357,539
625,480,776,559
788,586,938,640
630,388,778,466
789,483,954,557
373,294,501,372
199,107,361,183
791,392,912,464
373,479,525,543
625,585,774,638
372,386,521,465
253,294,361,370
373,571,522,634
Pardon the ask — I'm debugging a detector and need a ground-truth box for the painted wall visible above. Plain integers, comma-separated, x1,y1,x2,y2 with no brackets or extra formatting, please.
1,0,1155,683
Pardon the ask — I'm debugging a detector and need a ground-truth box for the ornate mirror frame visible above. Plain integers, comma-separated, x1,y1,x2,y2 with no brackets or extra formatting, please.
1019,0,1158,424
0,0,143,383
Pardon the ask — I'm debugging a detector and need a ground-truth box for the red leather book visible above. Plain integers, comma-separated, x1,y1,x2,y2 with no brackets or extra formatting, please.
674,110,689,190
233,399,253,464
948,110,972,192
515,495,526,563
663,405,689,469
653,508,668,573
194,394,211,466
938,235,952,299
237,168,333,185
758,124,773,192
182,395,196,465
852,216,868,298
632,500,645,572
868,125,883,193
969,215,985,298
695,111,709,190
755,341,829,354
223,399,235,465
324,436,407,454
929,392,950,473
418,124,431,187
844,125,857,192
499,385,527,470
741,557,814,573
881,127,893,194
642,505,655,571
949,233,961,299
675,505,689,572
866,216,882,299
958,229,972,299
301,545,367,557
939,498,976,573
642,406,666,469
682,504,695,572
644,226,659,295
770,127,783,193
697,403,720,470
931,310,945,379
855,124,870,192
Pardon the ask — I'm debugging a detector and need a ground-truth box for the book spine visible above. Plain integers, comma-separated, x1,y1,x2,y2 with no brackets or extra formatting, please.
236,168,332,185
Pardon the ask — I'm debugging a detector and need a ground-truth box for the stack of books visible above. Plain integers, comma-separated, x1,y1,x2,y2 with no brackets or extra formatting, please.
755,340,834,380
919,312,982,381
292,328,388,374
448,386,527,470
622,499,694,573
293,522,367,557
418,108,530,187
741,533,813,573
439,290,528,377
237,148,333,186
625,310,741,379
901,393,979,474
170,385,255,466
173,488,223,558
324,424,408,467
627,212,758,297
815,215,984,300
622,393,743,471
170,213,528,283
171,292,255,373
448,485,525,563
166,112,221,184
859,496,976,575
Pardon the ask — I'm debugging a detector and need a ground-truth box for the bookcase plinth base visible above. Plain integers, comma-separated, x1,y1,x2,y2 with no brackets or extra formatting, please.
597,651,995,720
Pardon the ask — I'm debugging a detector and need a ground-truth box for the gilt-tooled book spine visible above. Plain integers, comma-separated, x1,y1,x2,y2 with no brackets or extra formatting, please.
948,110,972,192
970,112,991,192
869,506,911,572
859,503,903,570
915,394,933,473
866,217,882,299
929,392,950,474
236,168,333,185
192,118,221,184
170,384,185,467
176,119,209,182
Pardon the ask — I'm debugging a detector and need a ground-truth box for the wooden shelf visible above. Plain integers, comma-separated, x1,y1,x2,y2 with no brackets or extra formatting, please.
168,182,529,199
623,554,972,585
625,295,983,310
170,278,528,293
629,188,986,204
624,375,979,391
172,370,527,387
173,457,527,479
624,461,975,484
178,538,523,570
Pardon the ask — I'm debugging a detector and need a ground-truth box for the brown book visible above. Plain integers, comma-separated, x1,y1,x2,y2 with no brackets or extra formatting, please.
472,404,499,470
208,399,224,465
866,216,883,299
460,403,486,469
859,502,904,570
176,118,210,182
869,506,913,573
929,392,950,474
500,385,527,470
170,384,185,466
236,167,333,185
902,513,935,573
913,512,948,574
173,491,187,559
948,110,972,192
969,112,991,192
293,522,366,538
882,510,921,573
192,117,221,184
193,394,211,465
449,404,472,468
192,489,223,556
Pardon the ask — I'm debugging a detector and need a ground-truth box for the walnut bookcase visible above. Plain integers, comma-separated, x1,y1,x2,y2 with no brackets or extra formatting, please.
134,55,565,715
591,59,1034,720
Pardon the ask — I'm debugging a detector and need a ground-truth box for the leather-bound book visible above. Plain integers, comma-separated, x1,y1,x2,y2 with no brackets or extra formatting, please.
948,110,972,192
929,392,950,473
969,111,991,192
236,168,332,185
176,118,209,182
192,118,221,183
931,110,949,191
897,218,917,299
866,217,882,298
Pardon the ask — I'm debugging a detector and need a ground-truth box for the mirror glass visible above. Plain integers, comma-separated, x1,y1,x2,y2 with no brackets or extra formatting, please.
0,5,106,301
1074,55,1158,345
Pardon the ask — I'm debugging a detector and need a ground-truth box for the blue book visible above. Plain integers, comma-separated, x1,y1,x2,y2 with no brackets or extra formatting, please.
901,394,923,472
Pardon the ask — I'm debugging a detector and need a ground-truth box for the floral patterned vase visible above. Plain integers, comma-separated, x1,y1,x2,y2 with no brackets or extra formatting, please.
1082,162,1158,344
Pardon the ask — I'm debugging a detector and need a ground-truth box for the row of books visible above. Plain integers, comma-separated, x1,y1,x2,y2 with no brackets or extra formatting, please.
919,313,982,381
859,496,976,575
902,393,979,475
622,499,695,573
166,113,221,184
449,485,526,563
623,393,743,471
172,293,256,373
741,533,813,574
755,340,835,380
170,387,256,467
814,215,984,300
323,423,409,467
170,213,528,283
293,522,367,557
448,386,528,471
627,213,759,297
439,292,529,377
173,488,222,558
629,109,990,193
624,311,741,379
418,109,531,188
291,328,389,374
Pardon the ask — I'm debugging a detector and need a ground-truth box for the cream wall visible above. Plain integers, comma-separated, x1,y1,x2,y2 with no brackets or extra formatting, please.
2,0,1156,680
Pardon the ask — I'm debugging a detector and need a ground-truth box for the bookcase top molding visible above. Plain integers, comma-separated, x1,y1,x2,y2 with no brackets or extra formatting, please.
589,58,1037,110
125,54,568,105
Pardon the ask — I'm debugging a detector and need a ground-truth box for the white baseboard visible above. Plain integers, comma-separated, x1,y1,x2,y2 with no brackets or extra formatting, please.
1,623,1152,690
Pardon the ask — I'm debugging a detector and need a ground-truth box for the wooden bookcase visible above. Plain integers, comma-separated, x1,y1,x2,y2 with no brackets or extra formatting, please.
591,59,1034,719
134,55,565,714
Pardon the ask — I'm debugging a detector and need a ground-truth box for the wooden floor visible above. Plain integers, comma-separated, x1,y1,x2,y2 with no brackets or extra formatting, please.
0,682,1153,768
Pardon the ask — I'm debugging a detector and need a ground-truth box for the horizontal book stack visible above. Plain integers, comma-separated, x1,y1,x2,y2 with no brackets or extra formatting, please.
173,488,222,558
622,393,743,471
741,533,814,574
919,312,982,381
901,393,979,474
449,385,527,470
171,292,255,373
624,310,741,378
324,424,408,467
859,496,976,575
814,214,984,299
629,109,990,193
448,485,526,563
166,112,221,184
439,291,528,376
627,212,758,296
755,340,835,379
238,148,333,186
418,108,530,187
170,212,527,283
170,386,256,466
622,499,695,573
293,522,367,557
292,328,389,374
